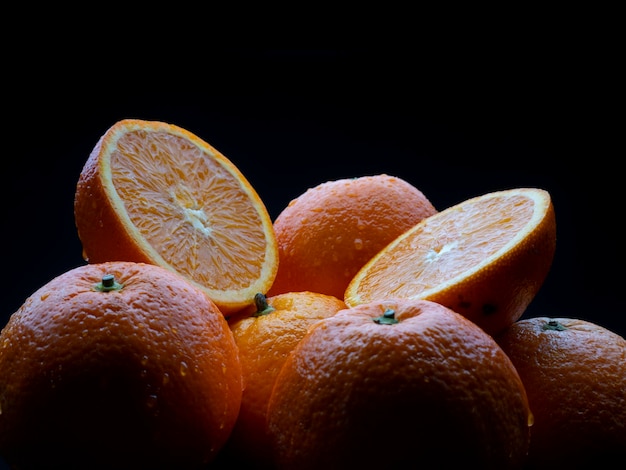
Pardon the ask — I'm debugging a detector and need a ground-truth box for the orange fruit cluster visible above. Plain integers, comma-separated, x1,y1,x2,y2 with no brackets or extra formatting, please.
1,119,624,468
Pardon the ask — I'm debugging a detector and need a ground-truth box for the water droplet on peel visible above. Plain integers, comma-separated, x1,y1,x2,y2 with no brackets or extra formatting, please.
141,355,149,366
528,411,535,427
146,394,158,408
162,372,170,385
179,361,189,377
354,238,363,250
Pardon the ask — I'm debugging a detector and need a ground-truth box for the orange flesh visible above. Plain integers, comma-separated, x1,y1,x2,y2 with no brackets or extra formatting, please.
356,193,535,297
110,130,268,291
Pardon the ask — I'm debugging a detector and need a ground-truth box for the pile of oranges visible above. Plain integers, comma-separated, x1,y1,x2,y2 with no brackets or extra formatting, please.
0,119,624,469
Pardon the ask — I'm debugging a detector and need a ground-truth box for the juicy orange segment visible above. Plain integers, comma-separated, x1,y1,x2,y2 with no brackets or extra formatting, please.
74,119,278,314
344,188,556,335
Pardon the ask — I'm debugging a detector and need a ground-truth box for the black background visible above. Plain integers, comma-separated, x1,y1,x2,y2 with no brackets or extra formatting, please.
3,47,623,339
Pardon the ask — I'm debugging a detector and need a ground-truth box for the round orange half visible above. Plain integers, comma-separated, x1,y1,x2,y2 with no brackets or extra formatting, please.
344,188,556,336
74,119,278,314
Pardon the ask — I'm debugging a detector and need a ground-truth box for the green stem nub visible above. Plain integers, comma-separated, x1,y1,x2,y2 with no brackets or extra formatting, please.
252,293,276,317
542,319,566,331
94,274,124,292
373,308,399,325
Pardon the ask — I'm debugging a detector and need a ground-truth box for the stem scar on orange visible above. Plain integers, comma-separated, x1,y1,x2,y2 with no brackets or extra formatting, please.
0,261,243,469
74,119,278,315
266,298,532,469
345,187,557,336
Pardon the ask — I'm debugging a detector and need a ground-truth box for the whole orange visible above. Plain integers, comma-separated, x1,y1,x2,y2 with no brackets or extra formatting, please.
496,317,626,468
223,291,346,467
267,174,437,299
0,261,243,470
267,298,532,469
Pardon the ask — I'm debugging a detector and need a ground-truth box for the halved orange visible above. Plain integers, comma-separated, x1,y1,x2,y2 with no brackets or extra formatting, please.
74,119,278,314
344,188,557,336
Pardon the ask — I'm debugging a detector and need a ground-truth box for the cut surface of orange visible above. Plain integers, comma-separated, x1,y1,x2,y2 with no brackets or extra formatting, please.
74,119,278,314
344,188,556,336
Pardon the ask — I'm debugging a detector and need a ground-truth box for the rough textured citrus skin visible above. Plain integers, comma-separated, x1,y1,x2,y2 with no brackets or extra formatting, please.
222,291,346,467
267,174,437,299
345,188,556,336
267,299,531,469
74,119,278,315
0,261,243,470
496,317,626,468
